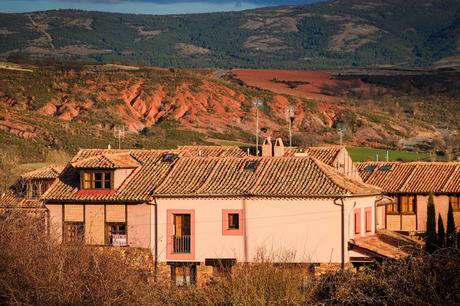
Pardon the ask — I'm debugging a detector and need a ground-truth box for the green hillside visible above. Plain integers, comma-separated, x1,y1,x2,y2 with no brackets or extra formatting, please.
0,0,459,68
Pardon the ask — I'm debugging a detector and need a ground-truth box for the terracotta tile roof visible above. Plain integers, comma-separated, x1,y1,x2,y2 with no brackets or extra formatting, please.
71,153,140,169
0,192,45,209
44,150,179,202
178,145,344,166
349,230,422,259
284,146,344,165
21,165,64,180
356,161,460,194
178,146,248,157
43,148,379,203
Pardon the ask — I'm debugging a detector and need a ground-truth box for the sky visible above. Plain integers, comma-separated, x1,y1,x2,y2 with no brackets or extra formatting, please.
0,0,320,15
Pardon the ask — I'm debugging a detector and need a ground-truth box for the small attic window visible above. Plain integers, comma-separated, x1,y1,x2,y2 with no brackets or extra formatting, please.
244,160,259,171
162,153,177,163
363,165,376,172
379,165,392,171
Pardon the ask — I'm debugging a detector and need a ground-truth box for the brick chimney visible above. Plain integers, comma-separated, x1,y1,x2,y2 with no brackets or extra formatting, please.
274,138,285,157
262,137,273,157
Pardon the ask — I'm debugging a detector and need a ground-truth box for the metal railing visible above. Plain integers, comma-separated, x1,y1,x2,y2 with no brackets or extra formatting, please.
172,235,191,253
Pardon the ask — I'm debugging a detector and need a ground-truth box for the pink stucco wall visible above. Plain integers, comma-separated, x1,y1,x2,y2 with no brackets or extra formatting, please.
113,169,134,189
156,196,377,264
127,204,151,248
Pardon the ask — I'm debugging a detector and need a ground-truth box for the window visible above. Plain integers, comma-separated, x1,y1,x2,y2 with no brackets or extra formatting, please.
450,195,460,212
386,197,399,214
64,222,84,243
222,210,243,236
171,264,196,286
400,195,415,214
379,165,392,171
106,223,127,246
228,213,239,230
82,171,112,190
244,160,259,171
365,208,372,233
172,214,191,253
162,153,177,163
363,165,376,172
354,209,361,235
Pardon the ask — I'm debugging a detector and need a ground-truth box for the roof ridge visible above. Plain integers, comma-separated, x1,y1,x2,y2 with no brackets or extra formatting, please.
312,157,380,194
310,157,349,194
331,146,347,166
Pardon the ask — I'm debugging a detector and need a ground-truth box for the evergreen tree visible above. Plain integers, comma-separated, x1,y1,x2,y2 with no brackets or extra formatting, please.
437,214,445,248
425,193,437,253
446,200,456,247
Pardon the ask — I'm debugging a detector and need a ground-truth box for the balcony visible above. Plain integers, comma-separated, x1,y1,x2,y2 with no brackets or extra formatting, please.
172,235,191,253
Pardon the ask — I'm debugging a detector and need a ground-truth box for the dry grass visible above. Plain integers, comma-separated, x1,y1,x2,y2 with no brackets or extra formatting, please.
0,213,459,305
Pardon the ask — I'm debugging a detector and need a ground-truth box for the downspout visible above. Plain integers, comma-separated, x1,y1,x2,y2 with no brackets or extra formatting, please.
243,197,248,262
151,197,159,285
333,197,345,270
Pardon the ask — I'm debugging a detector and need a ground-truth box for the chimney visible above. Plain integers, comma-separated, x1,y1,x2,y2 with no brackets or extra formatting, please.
274,138,285,157
262,137,273,157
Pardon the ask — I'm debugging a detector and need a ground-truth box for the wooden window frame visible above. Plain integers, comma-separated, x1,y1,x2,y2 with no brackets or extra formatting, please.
64,221,85,244
81,171,113,190
400,195,416,215
449,195,460,212
227,213,240,230
222,209,244,236
386,197,400,215
105,222,127,246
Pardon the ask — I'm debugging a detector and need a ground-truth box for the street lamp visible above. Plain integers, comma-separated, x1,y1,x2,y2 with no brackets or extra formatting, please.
286,106,295,147
253,98,263,156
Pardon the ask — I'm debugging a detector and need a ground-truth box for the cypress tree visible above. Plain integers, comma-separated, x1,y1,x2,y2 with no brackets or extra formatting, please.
446,199,456,247
425,193,437,253
437,214,445,248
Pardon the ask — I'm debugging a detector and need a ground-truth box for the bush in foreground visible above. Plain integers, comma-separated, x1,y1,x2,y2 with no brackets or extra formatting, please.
1,213,459,305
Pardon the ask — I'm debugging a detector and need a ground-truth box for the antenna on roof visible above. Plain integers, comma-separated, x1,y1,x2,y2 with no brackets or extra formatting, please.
113,125,125,149
335,122,347,146
253,98,263,156
286,105,295,147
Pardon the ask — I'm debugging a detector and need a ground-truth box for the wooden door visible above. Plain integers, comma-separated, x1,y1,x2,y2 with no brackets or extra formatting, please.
174,214,191,236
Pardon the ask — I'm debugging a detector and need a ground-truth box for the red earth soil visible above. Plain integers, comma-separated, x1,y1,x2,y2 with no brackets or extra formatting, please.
232,69,366,101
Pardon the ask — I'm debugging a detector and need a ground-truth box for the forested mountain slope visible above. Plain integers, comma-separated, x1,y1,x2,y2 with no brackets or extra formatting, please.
0,0,459,68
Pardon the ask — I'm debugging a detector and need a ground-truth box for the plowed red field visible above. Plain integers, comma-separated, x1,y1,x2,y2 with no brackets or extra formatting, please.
232,69,361,101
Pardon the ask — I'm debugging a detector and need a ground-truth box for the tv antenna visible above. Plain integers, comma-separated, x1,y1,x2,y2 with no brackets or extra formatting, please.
335,123,347,146
286,106,295,147
253,98,263,156
113,125,125,149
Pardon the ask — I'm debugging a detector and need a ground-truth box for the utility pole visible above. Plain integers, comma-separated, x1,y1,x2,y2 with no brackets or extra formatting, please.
286,106,295,147
254,99,262,156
